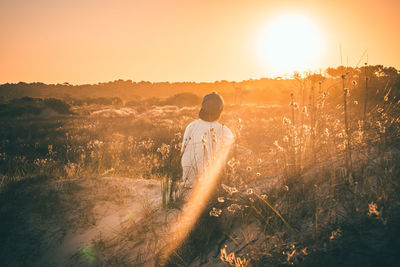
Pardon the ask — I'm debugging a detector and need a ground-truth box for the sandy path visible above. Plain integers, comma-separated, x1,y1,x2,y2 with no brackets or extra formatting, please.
38,177,162,266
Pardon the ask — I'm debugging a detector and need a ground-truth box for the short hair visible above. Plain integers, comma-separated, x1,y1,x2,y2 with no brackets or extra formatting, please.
199,92,224,122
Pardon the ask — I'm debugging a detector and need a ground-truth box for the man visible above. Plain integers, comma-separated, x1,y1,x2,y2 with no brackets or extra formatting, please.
181,92,234,189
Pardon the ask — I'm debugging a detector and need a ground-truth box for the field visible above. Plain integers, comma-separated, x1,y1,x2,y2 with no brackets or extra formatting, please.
0,69,400,266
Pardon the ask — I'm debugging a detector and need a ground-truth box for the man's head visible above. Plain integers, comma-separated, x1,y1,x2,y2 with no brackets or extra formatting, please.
199,92,224,122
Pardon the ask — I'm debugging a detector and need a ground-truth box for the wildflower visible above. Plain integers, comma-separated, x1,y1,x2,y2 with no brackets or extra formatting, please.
249,197,254,203
246,166,252,171
246,188,253,194
257,158,262,164
209,207,222,217
260,194,268,200
352,80,357,86
217,197,225,203
354,100,358,105
302,106,308,113
377,107,384,113
256,172,261,177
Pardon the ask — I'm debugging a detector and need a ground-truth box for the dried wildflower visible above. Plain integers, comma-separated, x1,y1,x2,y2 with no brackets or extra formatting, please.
217,197,225,203
256,172,261,177
290,101,299,109
174,132,182,139
376,121,386,133
260,194,268,200
249,197,255,203
157,144,170,159
246,166,252,171
284,185,289,191
209,207,222,217
352,80,357,86
283,135,289,143
212,132,217,143
329,228,341,240
377,107,384,113
283,117,291,126
221,184,238,195
323,128,330,137
246,188,254,195
354,100,358,105
286,248,296,261
220,248,249,266
227,203,243,213
368,202,380,216
273,140,284,152
201,133,207,144
303,125,310,135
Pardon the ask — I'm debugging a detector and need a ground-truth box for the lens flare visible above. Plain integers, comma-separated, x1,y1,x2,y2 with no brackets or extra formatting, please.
159,142,233,264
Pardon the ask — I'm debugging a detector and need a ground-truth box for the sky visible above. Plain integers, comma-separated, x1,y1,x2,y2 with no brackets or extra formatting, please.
1,0,399,84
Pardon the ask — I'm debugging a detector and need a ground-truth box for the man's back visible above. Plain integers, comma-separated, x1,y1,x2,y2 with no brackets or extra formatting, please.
181,119,234,188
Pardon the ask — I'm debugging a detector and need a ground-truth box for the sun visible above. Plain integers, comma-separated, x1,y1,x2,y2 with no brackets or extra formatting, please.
257,13,324,76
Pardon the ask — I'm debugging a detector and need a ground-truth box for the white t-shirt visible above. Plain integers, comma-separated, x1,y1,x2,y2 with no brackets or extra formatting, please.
181,119,234,188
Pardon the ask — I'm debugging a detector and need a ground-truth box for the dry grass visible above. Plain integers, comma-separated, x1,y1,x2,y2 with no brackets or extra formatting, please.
0,68,399,266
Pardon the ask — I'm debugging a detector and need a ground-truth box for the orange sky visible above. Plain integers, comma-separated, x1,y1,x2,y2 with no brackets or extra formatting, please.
1,0,399,84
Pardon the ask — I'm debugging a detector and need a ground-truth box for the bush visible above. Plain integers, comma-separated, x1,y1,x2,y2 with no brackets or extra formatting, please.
0,97,73,118
164,92,201,107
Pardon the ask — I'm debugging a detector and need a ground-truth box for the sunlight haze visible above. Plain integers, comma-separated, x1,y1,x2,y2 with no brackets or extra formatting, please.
1,0,399,84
